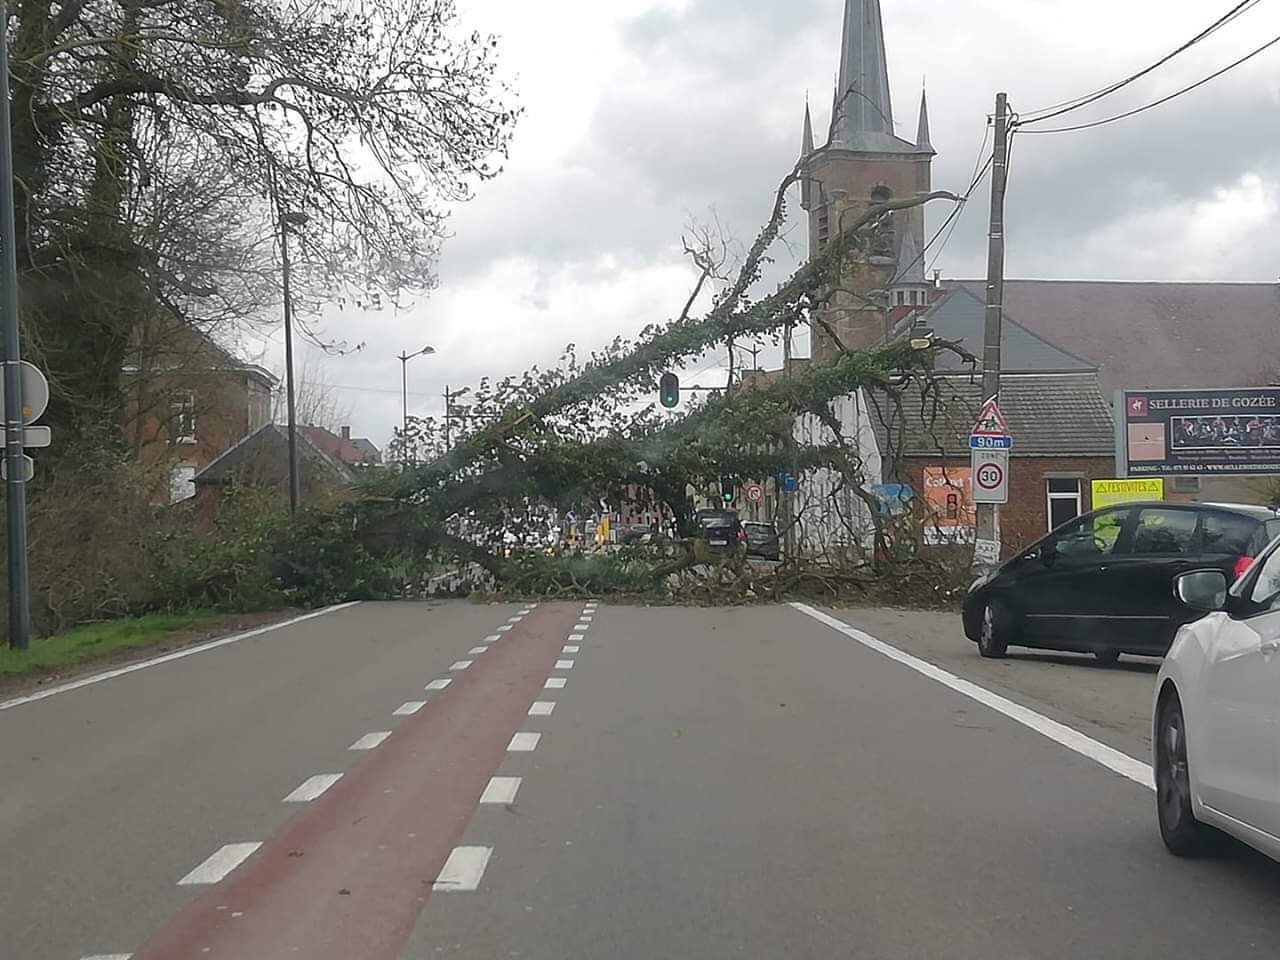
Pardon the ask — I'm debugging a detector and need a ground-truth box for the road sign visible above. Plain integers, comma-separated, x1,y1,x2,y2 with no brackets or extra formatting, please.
779,473,798,494
0,361,49,425
971,448,1009,504
744,483,764,504
969,435,1013,450
971,397,1010,438
1092,478,1163,509
22,425,50,448
1,454,33,482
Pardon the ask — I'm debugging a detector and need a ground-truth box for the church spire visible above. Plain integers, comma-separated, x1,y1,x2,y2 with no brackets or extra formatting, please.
835,0,894,145
801,100,815,158
916,86,933,152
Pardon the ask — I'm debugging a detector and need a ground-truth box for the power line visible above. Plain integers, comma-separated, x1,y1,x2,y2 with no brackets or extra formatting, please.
1018,0,1265,125
1016,31,1280,135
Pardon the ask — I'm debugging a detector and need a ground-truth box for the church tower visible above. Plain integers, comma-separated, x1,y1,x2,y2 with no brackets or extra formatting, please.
800,0,935,360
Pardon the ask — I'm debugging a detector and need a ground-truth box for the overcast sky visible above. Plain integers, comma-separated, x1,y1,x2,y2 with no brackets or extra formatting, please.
261,0,1280,447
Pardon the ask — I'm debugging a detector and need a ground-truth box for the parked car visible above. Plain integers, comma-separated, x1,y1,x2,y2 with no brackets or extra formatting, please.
743,521,781,561
619,524,655,546
696,510,746,556
963,502,1280,663
1153,542,1280,861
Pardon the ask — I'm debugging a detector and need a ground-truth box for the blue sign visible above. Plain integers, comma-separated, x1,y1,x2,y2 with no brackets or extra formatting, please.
779,473,798,493
871,483,914,517
969,435,1013,450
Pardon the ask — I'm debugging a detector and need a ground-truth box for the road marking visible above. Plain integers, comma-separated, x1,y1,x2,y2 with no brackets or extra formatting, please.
394,701,426,716
544,677,566,689
563,645,580,653
178,842,262,885
519,608,534,615
469,646,488,655
283,773,343,803
574,623,590,631
508,732,541,751
425,678,452,691
568,633,585,642
0,603,360,713
789,603,1155,790
483,634,501,643
581,615,594,622
508,616,524,623
554,659,575,670
450,660,473,671
433,846,493,891
497,625,513,633
529,701,556,716
81,955,132,959
480,776,522,804
349,731,392,751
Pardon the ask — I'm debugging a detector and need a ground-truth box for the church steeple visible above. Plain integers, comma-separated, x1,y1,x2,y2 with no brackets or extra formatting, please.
801,100,815,158
916,87,933,152
834,0,895,148
800,100,816,209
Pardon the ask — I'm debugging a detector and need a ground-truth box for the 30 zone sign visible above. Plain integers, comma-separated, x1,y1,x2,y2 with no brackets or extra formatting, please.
971,448,1009,504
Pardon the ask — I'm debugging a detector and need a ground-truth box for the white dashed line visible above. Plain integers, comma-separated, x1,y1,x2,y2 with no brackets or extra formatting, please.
563,645,580,653
483,634,501,643
508,732,541,752
529,701,556,716
394,701,426,716
349,731,391,751
433,846,493,891
507,616,523,623
450,660,473,671
580,615,594,623
554,659,575,670
469,646,488,655
283,774,343,803
426,678,452,691
178,843,262,885
497,625,513,633
574,623,590,631
81,954,132,959
480,776,522,804
519,608,534,615
544,677,566,689
568,633,585,642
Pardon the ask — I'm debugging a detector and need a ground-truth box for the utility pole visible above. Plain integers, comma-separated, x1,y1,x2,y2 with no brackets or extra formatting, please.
0,5,31,649
279,210,302,514
975,92,1010,560
781,321,795,559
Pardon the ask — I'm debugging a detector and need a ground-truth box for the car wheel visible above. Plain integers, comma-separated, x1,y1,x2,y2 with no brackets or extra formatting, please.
1094,648,1121,665
1156,694,1216,857
977,600,1012,658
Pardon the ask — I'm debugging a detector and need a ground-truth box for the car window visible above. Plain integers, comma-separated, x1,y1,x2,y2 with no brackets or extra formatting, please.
1249,546,1280,607
1053,509,1130,559
1202,512,1259,556
1131,508,1199,556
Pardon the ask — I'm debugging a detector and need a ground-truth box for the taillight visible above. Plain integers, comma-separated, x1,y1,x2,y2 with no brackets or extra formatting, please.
1234,555,1256,581
738,529,746,542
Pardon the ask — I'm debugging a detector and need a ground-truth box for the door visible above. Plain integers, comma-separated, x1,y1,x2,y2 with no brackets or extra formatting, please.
1200,544,1280,835
1019,508,1133,646
1100,506,1204,653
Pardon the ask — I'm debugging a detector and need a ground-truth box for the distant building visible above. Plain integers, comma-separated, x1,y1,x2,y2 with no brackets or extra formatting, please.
192,423,358,509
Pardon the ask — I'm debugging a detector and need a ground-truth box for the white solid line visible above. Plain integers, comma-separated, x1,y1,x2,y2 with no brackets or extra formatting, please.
469,646,488,655
544,677,566,689
394,701,426,716
480,776,522,804
483,634,501,643
568,633,585,642
433,846,493,891
425,678,452,691
508,731,541,751
283,773,343,803
563,645,580,653
554,659,575,670
450,660,473,671
788,603,1155,790
178,842,262,885
529,701,556,716
349,731,392,751
0,603,361,713
574,623,590,631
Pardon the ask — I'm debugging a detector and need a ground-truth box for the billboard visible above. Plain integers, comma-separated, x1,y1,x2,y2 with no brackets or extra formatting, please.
1122,388,1280,477
922,466,974,544
1092,478,1164,509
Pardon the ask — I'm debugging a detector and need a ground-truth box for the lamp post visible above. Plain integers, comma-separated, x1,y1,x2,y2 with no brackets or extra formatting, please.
279,209,308,513
397,345,436,464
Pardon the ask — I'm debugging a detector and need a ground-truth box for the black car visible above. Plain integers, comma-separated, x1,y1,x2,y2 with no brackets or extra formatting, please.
743,521,781,561
696,510,746,555
963,501,1280,663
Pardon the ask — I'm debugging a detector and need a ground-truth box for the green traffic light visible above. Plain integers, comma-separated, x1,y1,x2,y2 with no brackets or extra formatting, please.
660,372,680,409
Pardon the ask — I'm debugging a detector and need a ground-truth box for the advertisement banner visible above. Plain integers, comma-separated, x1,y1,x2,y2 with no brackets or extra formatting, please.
922,466,975,544
1092,478,1165,509
1122,388,1280,477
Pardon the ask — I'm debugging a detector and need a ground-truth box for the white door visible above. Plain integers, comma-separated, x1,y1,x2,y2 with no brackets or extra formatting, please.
1200,547,1280,836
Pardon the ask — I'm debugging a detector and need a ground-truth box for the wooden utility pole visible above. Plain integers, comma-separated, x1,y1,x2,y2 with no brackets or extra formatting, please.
781,321,795,559
975,93,1010,561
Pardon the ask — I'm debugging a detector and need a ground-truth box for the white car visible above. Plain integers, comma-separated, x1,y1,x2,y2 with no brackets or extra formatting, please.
1154,538,1280,860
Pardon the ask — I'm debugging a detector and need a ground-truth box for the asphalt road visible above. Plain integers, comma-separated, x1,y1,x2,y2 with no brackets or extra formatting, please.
4,600,1280,959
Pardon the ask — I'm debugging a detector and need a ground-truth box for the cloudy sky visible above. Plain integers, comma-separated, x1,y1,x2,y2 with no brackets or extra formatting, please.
270,0,1280,447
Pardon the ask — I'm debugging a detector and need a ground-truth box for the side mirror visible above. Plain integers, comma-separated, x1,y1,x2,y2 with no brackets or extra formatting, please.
1175,570,1229,612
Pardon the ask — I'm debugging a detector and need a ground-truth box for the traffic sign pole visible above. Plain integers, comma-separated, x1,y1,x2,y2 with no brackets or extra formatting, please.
0,9,32,650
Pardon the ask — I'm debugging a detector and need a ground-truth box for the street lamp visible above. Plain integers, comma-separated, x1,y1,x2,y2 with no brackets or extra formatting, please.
279,209,309,514
397,345,437,464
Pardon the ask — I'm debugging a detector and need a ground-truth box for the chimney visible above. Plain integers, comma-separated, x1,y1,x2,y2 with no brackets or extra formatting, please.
341,425,351,441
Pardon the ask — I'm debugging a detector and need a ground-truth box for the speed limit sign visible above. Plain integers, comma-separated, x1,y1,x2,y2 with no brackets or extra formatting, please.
971,448,1009,504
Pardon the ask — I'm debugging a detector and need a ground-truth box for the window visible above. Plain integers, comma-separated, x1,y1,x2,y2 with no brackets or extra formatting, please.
1046,478,1082,531
895,291,906,306
1202,511,1260,556
1131,507,1199,555
172,390,197,445
1053,509,1130,559
1172,476,1202,494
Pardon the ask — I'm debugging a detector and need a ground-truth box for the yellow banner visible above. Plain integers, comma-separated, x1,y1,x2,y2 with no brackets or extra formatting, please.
1091,478,1165,509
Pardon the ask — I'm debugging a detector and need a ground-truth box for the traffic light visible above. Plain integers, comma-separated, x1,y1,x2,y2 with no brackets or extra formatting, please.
659,372,680,409
721,476,735,503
